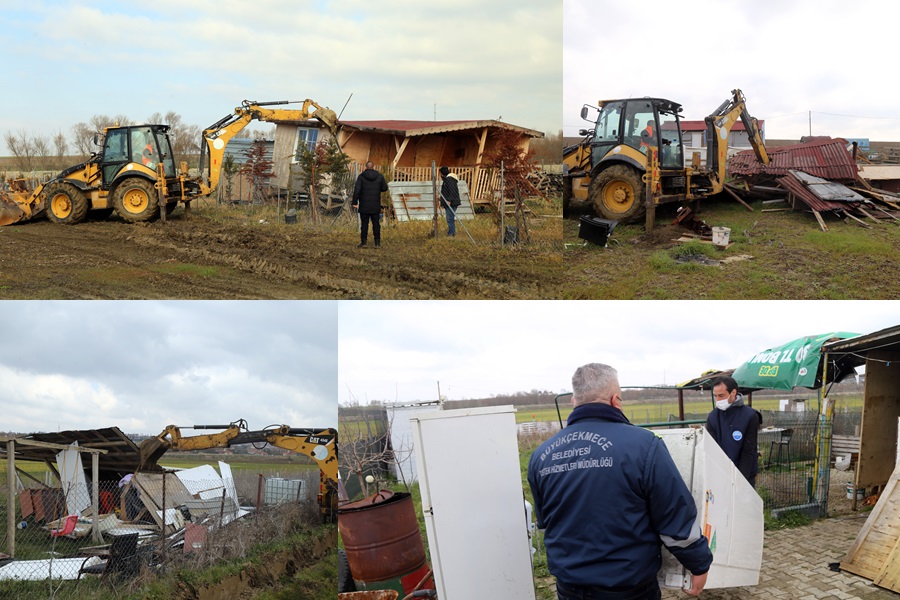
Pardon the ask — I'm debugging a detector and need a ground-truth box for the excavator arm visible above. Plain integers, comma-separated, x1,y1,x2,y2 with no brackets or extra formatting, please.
199,99,339,197
139,419,338,520
705,89,769,191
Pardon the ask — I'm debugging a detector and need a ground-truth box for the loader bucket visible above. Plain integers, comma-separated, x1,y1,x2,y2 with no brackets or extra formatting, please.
0,193,27,226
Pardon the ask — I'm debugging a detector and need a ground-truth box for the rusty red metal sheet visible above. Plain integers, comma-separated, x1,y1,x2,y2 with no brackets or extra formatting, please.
730,137,859,181
777,171,854,212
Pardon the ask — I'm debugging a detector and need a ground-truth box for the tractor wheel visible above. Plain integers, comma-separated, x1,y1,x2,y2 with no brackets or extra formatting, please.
112,178,160,222
337,549,356,593
562,176,572,218
590,165,645,224
43,182,89,224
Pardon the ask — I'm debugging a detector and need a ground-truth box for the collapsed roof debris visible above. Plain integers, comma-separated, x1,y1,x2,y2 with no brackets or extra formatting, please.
728,137,900,231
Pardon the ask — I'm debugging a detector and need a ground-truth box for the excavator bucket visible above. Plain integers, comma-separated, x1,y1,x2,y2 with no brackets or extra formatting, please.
315,108,339,136
0,192,28,226
138,437,168,467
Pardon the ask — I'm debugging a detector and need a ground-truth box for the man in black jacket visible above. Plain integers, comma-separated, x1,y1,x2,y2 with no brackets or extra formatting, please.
352,162,388,248
706,375,762,487
439,166,461,237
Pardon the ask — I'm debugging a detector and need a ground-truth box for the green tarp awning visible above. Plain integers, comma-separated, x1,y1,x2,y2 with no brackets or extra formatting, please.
731,332,860,391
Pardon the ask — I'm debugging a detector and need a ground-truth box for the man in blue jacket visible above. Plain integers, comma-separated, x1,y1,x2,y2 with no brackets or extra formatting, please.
706,375,762,487
528,363,712,600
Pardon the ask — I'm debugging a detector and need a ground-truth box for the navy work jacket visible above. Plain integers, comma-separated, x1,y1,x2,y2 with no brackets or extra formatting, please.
527,403,712,588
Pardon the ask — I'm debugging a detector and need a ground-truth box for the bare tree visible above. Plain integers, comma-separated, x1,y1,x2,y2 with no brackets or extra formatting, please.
70,122,96,158
4,129,36,171
32,135,51,170
147,110,201,165
52,130,69,170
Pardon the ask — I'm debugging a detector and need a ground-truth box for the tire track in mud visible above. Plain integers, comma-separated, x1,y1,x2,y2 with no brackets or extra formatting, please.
131,223,549,299
129,230,435,299
2,216,557,299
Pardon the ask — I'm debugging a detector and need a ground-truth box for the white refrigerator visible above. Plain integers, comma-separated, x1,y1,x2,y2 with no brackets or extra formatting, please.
656,427,764,589
411,405,536,600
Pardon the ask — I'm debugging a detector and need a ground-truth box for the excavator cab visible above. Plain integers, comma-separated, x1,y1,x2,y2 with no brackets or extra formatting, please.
99,125,176,187
586,98,685,169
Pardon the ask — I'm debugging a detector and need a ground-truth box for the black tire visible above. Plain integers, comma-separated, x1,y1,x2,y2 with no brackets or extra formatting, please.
590,164,645,224
112,178,160,222
43,182,89,224
337,549,356,593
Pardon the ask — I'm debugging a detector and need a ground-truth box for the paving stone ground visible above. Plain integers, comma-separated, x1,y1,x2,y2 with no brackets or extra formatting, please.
660,514,896,599
544,471,895,599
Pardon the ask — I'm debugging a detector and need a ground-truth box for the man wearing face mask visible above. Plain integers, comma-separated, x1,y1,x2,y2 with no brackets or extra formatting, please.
705,375,762,487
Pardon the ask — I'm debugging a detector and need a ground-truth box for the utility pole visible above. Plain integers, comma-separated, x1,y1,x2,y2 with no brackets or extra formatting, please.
436,380,442,404
809,110,812,137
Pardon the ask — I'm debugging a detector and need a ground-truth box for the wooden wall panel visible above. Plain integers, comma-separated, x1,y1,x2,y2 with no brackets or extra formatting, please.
858,351,900,489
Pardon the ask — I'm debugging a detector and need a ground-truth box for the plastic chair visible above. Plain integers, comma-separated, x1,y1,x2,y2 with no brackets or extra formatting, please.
77,532,139,583
49,514,78,538
767,428,793,467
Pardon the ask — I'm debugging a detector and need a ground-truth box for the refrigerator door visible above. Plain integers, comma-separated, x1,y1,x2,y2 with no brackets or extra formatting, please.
411,405,536,600
656,428,764,589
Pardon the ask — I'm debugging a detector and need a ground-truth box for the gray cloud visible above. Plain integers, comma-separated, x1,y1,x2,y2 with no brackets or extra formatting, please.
0,301,337,434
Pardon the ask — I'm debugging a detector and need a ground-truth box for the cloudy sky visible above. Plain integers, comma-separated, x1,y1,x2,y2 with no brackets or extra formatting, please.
1,0,561,150
0,301,337,435
564,0,900,141
339,300,899,404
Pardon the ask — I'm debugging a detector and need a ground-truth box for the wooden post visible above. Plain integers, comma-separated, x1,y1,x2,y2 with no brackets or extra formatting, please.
7,440,15,557
678,389,685,421
91,453,101,543
432,161,439,238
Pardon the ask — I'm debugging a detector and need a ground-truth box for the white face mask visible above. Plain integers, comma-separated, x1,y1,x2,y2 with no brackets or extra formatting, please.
715,398,731,411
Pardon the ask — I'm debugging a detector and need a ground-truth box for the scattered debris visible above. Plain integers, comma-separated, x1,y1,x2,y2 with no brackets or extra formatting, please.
673,207,712,238
728,137,900,231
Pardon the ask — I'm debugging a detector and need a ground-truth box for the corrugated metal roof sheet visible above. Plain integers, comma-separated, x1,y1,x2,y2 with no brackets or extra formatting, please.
777,170,860,212
224,138,274,164
0,427,146,476
388,179,474,222
730,137,858,181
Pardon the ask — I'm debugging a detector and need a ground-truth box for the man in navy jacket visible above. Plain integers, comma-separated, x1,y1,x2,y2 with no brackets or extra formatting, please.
706,375,762,487
352,161,388,248
528,363,712,599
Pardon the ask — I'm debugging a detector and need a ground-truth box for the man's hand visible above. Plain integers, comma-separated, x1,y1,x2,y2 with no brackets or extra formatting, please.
684,571,707,596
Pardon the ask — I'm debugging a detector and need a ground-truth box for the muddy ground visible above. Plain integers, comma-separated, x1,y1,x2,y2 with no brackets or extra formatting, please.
0,206,565,300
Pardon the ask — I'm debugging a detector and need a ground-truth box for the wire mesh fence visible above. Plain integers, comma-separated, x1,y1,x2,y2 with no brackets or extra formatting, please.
0,468,319,590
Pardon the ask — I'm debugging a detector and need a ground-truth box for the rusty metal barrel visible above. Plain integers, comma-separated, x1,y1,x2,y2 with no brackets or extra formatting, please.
337,490,427,583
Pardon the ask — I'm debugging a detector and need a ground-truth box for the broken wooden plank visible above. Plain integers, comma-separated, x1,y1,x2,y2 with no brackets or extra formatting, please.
812,210,828,232
856,205,880,222
843,211,872,228
723,186,754,211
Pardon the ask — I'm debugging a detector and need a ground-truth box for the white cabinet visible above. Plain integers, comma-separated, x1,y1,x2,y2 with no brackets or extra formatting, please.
411,406,536,600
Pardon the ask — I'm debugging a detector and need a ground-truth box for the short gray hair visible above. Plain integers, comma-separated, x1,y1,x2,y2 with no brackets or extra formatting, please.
572,363,619,406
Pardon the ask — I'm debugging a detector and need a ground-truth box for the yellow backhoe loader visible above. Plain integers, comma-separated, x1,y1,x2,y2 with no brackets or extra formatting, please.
563,89,769,229
139,419,338,521
0,99,338,226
